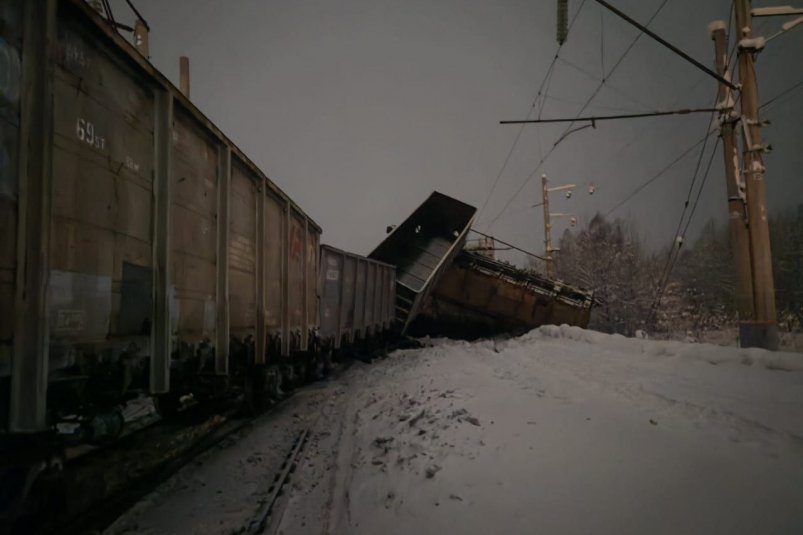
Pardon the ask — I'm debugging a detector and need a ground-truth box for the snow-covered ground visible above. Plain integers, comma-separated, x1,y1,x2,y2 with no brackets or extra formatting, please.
107,326,803,535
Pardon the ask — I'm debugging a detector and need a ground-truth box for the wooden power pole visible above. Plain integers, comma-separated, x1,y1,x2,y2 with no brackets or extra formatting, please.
541,174,554,278
710,22,756,342
541,174,577,279
734,0,780,350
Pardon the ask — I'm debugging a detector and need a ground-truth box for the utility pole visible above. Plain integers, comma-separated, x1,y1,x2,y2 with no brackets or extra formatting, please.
541,174,577,278
734,0,779,349
542,174,554,278
709,21,755,340
179,56,190,98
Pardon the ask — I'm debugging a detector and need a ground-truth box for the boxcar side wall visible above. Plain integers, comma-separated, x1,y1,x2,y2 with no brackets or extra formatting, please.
4,0,322,432
318,245,395,350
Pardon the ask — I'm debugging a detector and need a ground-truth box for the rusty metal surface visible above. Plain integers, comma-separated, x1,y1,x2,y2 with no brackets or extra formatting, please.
1,0,332,435
369,191,476,333
264,191,284,336
63,0,321,234
229,161,257,334
420,251,594,336
287,209,305,342
306,224,319,343
170,109,218,340
51,15,155,350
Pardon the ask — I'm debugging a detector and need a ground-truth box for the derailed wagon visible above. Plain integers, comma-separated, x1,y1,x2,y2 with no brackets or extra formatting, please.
415,250,594,338
369,191,476,334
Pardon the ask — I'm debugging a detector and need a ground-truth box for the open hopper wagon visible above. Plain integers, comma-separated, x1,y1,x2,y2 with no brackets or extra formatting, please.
368,192,476,335
420,250,595,337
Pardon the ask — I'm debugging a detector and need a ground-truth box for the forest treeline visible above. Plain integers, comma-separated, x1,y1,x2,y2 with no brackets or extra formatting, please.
551,204,803,337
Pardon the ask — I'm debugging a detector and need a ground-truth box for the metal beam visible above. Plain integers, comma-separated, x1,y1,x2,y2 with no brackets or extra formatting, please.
215,146,231,375
501,107,720,125
255,181,266,365
752,5,803,16
150,90,173,394
11,0,57,432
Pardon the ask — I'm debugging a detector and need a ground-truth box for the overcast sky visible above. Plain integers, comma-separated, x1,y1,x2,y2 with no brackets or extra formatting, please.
111,0,803,263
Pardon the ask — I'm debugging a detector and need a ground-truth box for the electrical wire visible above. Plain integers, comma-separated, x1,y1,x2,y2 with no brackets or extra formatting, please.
760,78,803,110
603,127,718,218
485,0,670,231
556,56,653,110
476,0,588,222
647,136,721,323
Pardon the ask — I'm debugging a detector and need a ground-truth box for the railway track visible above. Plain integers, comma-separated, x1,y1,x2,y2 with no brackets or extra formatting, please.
246,427,312,534
40,400,257,535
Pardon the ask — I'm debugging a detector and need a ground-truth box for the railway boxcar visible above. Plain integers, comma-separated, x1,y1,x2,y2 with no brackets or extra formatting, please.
318,245,395,355
0,0,321,449
416,250,594,337
369,191,476,334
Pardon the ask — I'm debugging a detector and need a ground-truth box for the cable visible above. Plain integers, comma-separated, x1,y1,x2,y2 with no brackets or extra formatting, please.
125,0,150,30
486,0,670,231
476,0,588,222
682,137,721,237
760,78,803,110
658,89,722,283
556,56,653,110
600,5,605,77
604,127,718,218
647,136,721,324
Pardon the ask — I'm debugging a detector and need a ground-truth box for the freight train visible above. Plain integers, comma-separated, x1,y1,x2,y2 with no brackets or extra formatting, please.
0,1,482,528
1,0,599,529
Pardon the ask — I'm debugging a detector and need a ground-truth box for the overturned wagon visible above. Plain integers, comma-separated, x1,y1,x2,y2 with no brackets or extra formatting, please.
369,191,476,334
416,250,594,338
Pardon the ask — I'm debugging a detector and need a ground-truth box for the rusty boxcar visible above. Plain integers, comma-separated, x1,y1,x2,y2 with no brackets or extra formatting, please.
368,191,476,334
0,0,326,447
417,250,595,337
318,245,395,353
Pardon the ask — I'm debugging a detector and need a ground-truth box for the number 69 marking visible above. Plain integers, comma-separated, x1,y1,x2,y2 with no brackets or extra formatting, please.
75,117,106,150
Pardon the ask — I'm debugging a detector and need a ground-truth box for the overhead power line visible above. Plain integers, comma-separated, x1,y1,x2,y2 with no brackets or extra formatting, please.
760,77,803,110
476,0,588,222
592,0,738,90
486,0,670,231
604,127,718,218
647,136,722,325
500,107,720,124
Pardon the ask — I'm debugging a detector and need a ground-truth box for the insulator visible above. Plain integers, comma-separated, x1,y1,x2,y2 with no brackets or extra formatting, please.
557,0,569,45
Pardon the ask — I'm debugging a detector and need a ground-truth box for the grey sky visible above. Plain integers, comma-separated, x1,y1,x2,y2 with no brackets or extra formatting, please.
110,0,802,263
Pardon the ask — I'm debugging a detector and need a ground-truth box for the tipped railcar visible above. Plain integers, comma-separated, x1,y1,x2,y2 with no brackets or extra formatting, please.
368,191,476,334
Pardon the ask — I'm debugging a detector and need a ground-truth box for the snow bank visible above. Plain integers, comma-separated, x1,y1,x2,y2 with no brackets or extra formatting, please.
528,324,803,371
